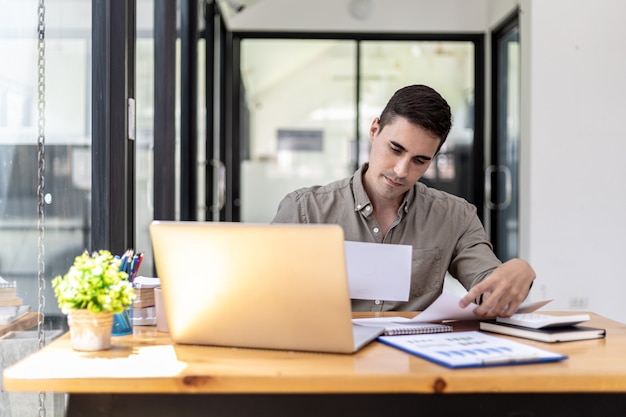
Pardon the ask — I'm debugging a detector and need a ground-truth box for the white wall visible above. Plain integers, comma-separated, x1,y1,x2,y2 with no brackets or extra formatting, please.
226,0,626,323
521,0,626,323
224,0,489,33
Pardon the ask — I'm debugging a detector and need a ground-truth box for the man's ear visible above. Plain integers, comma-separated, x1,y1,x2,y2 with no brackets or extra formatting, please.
369,117,380,143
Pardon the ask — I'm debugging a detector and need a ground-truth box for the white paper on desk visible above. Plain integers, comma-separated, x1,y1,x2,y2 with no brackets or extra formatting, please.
133,276,161,288
406,292,553,322
344,241,411,301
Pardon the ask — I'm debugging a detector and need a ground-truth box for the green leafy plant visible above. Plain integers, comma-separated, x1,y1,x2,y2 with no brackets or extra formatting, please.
52,250,135,314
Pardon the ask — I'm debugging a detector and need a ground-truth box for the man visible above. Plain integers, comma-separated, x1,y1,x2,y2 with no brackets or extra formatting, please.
272,85,535,317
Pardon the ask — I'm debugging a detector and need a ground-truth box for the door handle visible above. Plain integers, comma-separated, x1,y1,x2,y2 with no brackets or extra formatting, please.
485,165,512,210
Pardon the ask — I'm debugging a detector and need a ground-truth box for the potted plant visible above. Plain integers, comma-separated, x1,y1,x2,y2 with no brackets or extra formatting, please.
52,250,135,351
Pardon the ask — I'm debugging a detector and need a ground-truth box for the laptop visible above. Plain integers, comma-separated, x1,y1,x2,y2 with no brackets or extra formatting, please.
149,221,384,353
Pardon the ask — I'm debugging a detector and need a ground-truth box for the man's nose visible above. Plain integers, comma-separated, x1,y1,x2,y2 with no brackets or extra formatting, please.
394,157,410,178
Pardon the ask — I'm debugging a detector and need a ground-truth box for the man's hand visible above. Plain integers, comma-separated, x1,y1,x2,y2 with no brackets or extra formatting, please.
459,258,536,318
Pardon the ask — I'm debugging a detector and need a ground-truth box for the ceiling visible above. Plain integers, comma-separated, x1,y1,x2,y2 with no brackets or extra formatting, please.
216,0,263,25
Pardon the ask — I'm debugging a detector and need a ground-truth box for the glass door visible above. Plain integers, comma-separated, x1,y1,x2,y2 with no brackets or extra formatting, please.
489,12,520,260
238,39,479,222
239,39,357,222
360,41,477,205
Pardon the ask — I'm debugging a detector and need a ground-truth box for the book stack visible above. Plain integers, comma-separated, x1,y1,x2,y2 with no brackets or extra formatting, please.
134,287,155,308
0,279,23,307
0,278,31,325
131,276,160,326
479,313,606,343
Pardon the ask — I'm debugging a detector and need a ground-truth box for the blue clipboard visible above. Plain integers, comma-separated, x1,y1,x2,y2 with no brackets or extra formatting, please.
378,331,568,369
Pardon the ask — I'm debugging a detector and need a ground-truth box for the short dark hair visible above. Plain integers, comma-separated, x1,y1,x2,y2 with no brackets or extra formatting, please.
378,85,452,151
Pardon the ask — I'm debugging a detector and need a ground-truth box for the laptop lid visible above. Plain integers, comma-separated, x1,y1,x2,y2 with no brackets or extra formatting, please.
149,221,383,353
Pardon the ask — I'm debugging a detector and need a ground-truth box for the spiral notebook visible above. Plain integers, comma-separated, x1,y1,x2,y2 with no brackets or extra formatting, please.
352,317,452,336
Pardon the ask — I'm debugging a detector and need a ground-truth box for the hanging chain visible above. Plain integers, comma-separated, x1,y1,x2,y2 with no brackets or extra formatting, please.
36,0,47,416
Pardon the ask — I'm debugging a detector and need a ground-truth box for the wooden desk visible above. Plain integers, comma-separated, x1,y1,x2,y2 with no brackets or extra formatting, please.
4,312,626,417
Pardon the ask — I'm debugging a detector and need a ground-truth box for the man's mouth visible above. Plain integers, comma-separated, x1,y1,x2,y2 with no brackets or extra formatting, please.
384,175,405,188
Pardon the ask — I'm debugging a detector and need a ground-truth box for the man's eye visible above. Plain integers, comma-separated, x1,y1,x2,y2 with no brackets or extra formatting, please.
390,146,400,153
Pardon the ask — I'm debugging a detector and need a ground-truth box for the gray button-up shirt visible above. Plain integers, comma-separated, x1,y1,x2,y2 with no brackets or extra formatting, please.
272,164,501,312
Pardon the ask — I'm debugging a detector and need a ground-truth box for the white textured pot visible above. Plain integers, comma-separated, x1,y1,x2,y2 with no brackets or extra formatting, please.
67,309,114,351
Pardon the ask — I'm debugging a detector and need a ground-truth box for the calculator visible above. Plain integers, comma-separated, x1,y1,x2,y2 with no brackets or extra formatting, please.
495,313,590,329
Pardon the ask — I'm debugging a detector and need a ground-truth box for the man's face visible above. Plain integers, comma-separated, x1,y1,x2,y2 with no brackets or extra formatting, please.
364,116,441,203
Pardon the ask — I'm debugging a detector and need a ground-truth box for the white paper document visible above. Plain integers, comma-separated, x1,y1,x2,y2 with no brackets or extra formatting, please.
344,241,411,301
378,331,567,368
133,276,161,288
407,292,553,323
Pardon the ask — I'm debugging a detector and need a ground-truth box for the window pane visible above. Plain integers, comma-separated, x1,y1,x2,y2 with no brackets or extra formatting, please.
0,1,91,415
0,0,92,316
239,39,476,223
492,25,520,260
240,39,356,222
360,41,475,202
135,0,182,276
136,0,156,277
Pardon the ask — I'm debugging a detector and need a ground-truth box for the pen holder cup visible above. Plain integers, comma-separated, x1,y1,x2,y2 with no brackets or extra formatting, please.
111,307,133,336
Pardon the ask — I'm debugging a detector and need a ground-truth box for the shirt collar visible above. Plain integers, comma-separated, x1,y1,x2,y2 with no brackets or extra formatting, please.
352,164,372,215
402,182,416,214
352,163,415,216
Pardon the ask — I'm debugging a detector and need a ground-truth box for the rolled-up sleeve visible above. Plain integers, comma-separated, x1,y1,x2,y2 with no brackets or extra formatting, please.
447,203,500,289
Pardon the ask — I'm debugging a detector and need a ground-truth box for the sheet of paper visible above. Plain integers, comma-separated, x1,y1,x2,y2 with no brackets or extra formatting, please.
407,292,478,322
515,299,553,313
133,276,161,288
344,241,411,302
406,292,553,322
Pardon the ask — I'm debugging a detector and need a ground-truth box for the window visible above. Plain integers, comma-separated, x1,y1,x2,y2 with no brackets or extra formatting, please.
236,38,480,223
0,0,91,319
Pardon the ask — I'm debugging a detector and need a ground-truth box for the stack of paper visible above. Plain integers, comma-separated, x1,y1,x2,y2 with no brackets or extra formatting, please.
132,276,160,325
0,305,31,325
0,278,24,308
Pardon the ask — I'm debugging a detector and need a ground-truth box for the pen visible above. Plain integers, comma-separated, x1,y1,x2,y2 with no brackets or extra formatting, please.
119,255,127,274
130,254,138,274
130,252,144,281
118,249,134,275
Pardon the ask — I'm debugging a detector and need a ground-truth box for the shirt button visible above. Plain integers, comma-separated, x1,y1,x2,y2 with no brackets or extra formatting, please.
356,204,362,209
373,227,379,233
374,299,381,305
366,206,371,211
